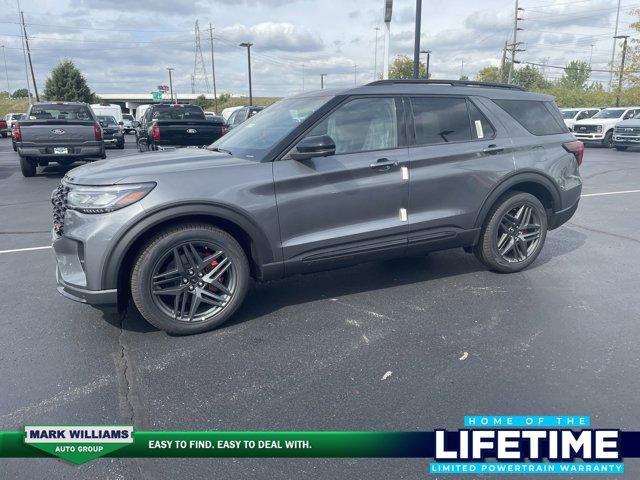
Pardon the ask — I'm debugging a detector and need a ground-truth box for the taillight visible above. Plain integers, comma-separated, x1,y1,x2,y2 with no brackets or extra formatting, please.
563,140,584,166
94,123,103,141
12,125,21,142
221,125,227,135
152,124,160,142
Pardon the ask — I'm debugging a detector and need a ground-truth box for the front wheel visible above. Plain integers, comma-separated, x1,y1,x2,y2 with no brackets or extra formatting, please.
602,131,613,148
474,192,548,273
131,224,250,334
19,156,36,177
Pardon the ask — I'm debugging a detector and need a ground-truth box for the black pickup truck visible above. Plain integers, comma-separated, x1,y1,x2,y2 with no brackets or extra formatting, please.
136,103,226,152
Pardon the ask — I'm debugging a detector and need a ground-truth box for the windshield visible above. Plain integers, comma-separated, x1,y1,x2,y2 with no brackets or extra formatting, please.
209,96,331,161
123,114,134,121
97,115,117,126
592,109,625,119
561,110,578,119
150,105,205,120
29,104,93,121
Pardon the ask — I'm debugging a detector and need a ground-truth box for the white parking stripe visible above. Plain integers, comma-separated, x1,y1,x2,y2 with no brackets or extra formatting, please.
0,190,638,255
0,245,52,254
582,189,640,198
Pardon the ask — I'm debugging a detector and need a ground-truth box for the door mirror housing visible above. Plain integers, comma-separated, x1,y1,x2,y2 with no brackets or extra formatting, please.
290,135,336,161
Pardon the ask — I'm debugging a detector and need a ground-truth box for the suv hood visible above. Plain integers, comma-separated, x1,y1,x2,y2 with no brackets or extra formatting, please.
64,149,258,186
615,118,640,128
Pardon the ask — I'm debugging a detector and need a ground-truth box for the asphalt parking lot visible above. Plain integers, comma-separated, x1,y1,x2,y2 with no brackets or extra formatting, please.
0,135,639,479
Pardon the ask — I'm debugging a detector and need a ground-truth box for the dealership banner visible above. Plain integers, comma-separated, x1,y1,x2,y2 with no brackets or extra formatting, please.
2,416,640,472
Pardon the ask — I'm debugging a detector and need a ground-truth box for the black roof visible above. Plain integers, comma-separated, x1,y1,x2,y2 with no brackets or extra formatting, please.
293,79,553,101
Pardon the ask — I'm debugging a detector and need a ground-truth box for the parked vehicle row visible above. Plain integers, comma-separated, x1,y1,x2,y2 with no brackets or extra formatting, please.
562,106,640,148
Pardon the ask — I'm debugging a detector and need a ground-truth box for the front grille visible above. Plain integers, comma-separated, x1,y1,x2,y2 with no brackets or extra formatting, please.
574,125,599,134
614,126,640,134
52,184,69,236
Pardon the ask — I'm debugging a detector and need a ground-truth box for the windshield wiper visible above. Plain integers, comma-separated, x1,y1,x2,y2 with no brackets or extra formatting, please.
207,147,232,155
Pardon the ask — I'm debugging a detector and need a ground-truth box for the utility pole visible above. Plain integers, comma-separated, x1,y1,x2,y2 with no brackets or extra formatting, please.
320,73,327,89
208,23,218,113
420,50,431,79
239,42,253,105
614,35,629,107
609,0,622,90
507,0,525,84
373,27,380,80
166,67,175,103
413,0,422,78
383,0,393,80
500,40,507,82
1,45,9,93
20,10,38,101
16,0,31,104
354,64,358,85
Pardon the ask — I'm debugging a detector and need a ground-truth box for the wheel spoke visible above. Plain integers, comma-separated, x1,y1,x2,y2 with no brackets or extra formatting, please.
202,257,231,282
200,289,226,307
209,280,232,296
522,230,541,241
188,295,201,321
497,232,510,250
152,285,185,296
172,248,185,273
152,269,182,287
499,237,515,256
199,251,224,270
182,243,200,270
519,206,532,228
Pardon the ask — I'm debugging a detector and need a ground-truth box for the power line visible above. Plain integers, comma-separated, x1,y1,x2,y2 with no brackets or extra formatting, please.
516,59,640,73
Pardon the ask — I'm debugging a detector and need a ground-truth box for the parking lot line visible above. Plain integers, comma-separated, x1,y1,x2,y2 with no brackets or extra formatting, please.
582,189,640,198
0,245,52,254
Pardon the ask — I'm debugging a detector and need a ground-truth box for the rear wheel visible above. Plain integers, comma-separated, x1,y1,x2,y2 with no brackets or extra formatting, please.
19,156,36,177
474,192,547,273
602,131,613,148
131,224,250,334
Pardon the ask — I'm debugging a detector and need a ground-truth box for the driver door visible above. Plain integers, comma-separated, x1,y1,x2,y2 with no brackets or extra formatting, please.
273,96,410,275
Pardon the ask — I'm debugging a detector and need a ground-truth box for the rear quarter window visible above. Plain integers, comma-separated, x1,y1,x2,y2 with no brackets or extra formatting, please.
493,99,569,136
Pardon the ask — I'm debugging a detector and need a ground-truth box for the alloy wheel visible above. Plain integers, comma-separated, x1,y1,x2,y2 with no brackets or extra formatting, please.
496,203,542,263
149,241,236,322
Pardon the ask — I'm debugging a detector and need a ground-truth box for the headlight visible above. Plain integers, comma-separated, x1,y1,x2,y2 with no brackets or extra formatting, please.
66,183,156,214
596,125,603,133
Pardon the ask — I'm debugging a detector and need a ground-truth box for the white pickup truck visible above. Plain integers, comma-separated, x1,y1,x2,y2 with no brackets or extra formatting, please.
572,107,640,147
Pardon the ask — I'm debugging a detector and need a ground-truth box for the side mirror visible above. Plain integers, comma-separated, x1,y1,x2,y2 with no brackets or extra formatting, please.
99,121,107,128
290,135,336,161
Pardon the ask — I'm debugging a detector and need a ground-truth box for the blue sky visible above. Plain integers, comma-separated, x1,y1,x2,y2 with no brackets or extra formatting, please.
0,0,636,97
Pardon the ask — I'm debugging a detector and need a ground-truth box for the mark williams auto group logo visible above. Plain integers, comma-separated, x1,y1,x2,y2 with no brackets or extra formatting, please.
24,425,133,464
430,415,623,475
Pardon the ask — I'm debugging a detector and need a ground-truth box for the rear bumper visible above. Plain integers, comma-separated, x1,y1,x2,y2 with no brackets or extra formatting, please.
549,198,579,230
17,141,104,158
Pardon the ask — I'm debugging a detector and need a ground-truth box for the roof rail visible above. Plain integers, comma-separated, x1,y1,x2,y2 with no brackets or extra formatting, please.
367,79,526,91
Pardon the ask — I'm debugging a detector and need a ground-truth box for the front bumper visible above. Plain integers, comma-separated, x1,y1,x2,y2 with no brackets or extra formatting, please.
573,133,605,143
56,267,117,305
613,135,640,147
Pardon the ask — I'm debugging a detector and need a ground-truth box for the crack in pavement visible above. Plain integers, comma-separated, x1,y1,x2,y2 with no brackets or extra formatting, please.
567,222,640,245
115,309,138,425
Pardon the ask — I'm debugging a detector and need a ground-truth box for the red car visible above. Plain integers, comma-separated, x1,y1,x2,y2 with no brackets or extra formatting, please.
0,118,7,138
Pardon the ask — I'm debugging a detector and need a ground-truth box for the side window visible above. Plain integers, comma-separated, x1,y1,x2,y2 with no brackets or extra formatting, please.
227,111,238,125
468,100,495,140
410,97,471,145
576,111,588,120
588,110,599,118
308,97,397,154
493,100,568,135
233,110,245,125
623,110,634,120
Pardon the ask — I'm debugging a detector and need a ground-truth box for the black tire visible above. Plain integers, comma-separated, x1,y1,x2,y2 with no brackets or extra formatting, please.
12,141,17,152
602,130,613,148
615,146,628,151
117,138,125,149
131,223,250,334
474,191,547,273
1,132,7,138
137,138,148,152
19,156,36,177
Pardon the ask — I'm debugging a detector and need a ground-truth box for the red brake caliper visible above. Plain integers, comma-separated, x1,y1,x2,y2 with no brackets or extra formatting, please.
208,259,219,293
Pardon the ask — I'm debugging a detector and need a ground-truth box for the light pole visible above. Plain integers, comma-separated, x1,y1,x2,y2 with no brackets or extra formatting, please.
373,27,380,80
320,73,327,89
383,0,393,80
614,35,629,107
239,42,253,106
420,49,431,79
1,45,9,93
413,0,422,79
166,67,175,103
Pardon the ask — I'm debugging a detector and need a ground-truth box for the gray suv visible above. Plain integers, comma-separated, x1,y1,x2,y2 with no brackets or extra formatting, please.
52,80,583,334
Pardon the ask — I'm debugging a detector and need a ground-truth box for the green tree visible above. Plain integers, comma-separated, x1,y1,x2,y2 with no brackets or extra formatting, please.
12,88,29,98
43,60,95,103
513,65,550,90
625,8,640,86
193,94,212,110
459,74,469,81
389,55,426,79
559,60,591,90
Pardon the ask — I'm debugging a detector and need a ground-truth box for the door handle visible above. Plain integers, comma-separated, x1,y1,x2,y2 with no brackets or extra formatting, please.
483,145,504,154
369,158,399,171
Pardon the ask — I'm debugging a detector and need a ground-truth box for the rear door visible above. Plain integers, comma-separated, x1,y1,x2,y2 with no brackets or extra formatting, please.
406,95,515,247
273,96,410,274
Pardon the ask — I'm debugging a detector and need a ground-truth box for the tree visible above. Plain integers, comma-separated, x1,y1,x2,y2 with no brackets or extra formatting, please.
43,60,95,103
625,8,640,86
193,94,212,110
559,60,591,90
512,65,550,90
12,88,29,98
459,74,469,81
389,55,426,79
